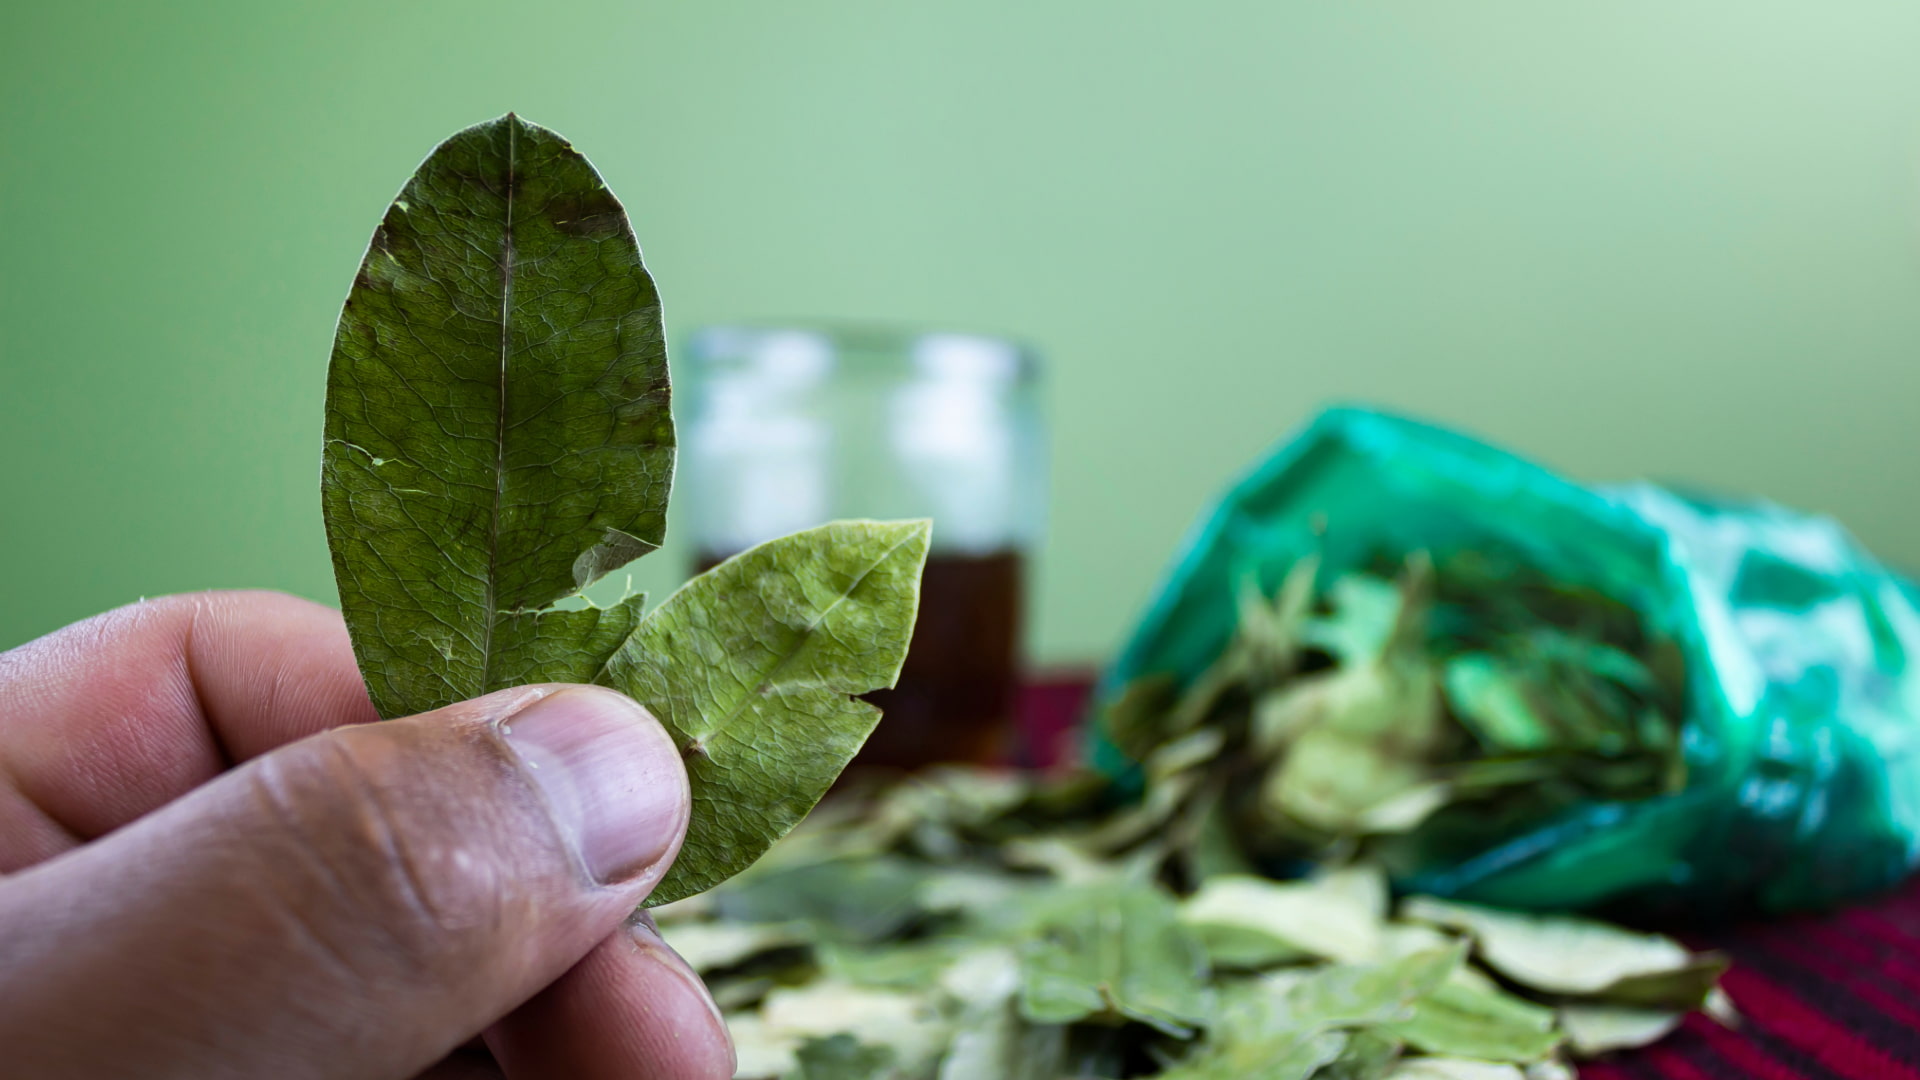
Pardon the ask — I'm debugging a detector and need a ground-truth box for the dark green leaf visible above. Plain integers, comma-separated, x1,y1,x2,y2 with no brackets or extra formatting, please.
1176,787,1259,886
822,941,968,989
716,856,931,944
323,114,672,718
1597,957,1730,1011
1102,673,1181,761
603,519,932,904
712,977,779,1013
786,1035,897,1080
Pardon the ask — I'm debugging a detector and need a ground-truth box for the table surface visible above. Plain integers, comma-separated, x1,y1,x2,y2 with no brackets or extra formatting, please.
1014,678,1920,1080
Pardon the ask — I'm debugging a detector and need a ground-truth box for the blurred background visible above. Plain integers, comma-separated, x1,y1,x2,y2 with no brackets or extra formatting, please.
4,0,1919,668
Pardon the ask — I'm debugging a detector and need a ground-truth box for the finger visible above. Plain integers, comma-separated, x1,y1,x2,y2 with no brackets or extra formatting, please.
0,683,690,1080
0,591,378,867
486,914,734,1080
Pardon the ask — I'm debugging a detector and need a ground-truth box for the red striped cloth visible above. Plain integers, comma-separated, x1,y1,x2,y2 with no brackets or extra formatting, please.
1014,678,1920,1080
1578,899,1920,1080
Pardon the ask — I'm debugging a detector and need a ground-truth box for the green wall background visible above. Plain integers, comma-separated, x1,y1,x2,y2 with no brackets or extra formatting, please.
4,1,1918,665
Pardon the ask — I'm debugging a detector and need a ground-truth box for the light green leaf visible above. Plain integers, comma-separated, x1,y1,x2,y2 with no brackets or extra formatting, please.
936,1014,1066,1080
1000,836,1128,886
919,868,1039,920
1162,977,1348,1080
1156,1028,1348,1080
1378,925,1499,993
1385,1059,1526,1080
935,947,1069,1080
1148,726,1229,780
760,981,950,1075
1157,946,1456,1080
1557,1004,1683,1057
940,945,1023,1011
658,920,811,973
1400,897,1721,1007
1705,987,1741,1027
1317,1030,1404,1080
1304,573,1405,664
1190,921,1315,971
1265,726,1437,834
1252,684,1326,755
1016,885,1214,1037
1381,982,1560,1063
1179,866,1388,965
1284,945,1467,1028
1355,779,1455,834
323,114,673,719
729,1012,803,1080
604,519,932,904
1443,656,1554,754
1234,554,1318,672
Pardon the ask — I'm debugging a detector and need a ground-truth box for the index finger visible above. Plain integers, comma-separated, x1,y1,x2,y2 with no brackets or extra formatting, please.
0,590,379,869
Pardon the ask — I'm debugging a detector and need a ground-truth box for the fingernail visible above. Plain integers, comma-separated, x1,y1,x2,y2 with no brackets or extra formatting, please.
500,687,689,883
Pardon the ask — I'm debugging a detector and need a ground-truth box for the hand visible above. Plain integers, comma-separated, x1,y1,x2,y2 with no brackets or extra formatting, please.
0,591,735,1080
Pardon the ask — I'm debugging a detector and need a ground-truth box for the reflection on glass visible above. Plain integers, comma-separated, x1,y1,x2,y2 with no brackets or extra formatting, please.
682,324,1044,769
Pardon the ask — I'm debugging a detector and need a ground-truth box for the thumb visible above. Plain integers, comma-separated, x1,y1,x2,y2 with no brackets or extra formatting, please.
0,684,692,1080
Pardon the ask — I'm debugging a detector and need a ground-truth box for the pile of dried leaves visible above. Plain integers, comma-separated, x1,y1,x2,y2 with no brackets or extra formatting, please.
657,553,1731,1079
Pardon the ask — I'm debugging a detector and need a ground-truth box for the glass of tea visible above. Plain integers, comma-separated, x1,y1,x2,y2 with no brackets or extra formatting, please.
680,324,1044,770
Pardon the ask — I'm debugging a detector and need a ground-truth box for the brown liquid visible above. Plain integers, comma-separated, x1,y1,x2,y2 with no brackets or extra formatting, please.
694,549,1024,770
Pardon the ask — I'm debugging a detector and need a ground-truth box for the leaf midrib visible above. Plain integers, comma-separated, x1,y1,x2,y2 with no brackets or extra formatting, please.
479,117,518,693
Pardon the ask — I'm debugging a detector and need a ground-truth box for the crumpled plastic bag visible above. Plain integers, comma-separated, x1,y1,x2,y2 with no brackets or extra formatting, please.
1093,406,1920,915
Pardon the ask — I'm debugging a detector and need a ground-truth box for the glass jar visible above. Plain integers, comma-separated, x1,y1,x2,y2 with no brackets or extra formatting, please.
681,324,1044,769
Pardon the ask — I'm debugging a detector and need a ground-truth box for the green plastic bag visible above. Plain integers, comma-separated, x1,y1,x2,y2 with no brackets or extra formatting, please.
1094,406,1920,915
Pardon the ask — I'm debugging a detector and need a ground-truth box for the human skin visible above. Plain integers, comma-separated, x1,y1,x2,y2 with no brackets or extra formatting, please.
0,590,735,1080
